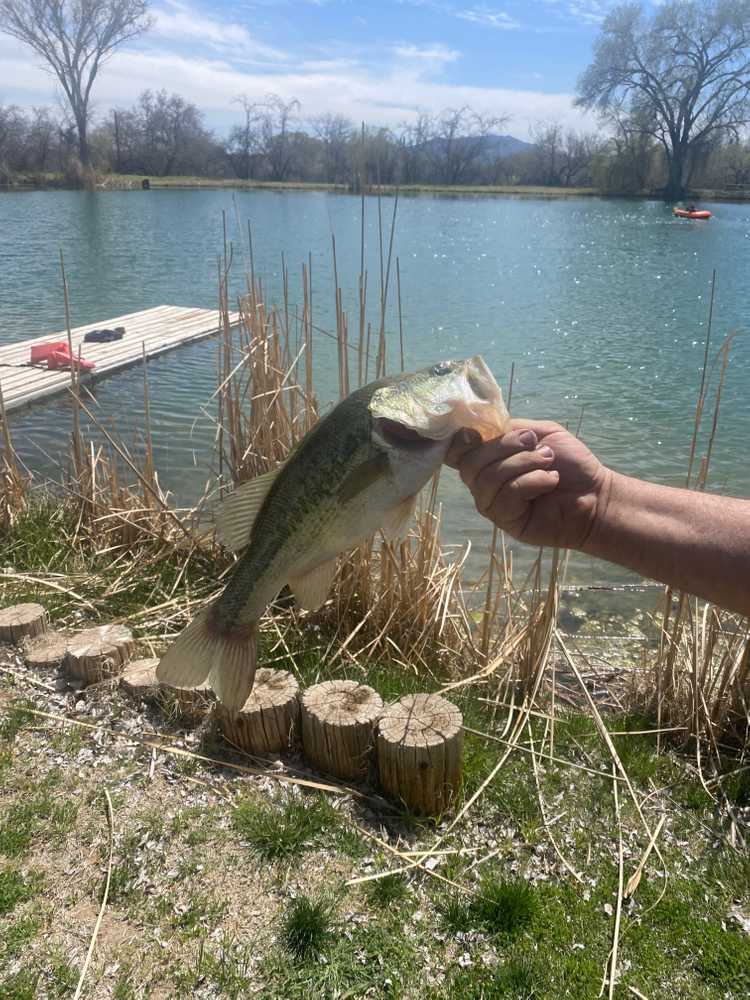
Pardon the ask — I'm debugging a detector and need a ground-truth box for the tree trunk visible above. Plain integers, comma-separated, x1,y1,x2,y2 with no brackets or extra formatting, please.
216,668,299,754
301,680,383,782
64,624,134,684
76,115,91,168
0,603,48,644
377,693,463,815
664,147,686,201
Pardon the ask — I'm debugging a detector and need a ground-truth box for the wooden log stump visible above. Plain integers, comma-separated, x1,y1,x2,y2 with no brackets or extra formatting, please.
120,658,160,700
216,668,299,754
0,603,48,644
63,624,135,685
22,630,69,669
376,693,463,816
158,680,215,723
301,680,383,782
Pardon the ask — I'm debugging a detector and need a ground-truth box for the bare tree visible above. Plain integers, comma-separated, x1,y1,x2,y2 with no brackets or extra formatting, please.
226,95,262,180
424,107,508,185
0,0,152,168
577,1,750,200
311,112,353,183
135,90,211,176
258,94,300,181
396,113,431,184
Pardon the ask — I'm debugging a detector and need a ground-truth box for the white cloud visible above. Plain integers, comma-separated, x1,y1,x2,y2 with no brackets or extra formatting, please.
565,1,608,26
150,1,287,61
0,2,599,136
391,43,461,67
456,8,522,30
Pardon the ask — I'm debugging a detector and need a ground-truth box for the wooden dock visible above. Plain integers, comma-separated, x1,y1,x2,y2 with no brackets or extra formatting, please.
0,305,239,414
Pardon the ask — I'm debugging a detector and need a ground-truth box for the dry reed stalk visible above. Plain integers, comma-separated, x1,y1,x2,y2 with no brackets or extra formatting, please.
0,381,29,531
645,330,750,752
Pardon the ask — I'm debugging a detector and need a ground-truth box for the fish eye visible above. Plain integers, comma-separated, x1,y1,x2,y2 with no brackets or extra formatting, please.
431,361,453,377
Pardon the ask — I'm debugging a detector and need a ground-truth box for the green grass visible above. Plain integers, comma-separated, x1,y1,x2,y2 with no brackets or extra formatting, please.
441,876,538,939
282,894,334,959
263,907,418,998
171,935,255,999
1,914,42,961
0,968,40,999
446,956,539,999
0,867,41,916
365,873,409,907
232,793,343,862
0,785,78,859
107,831,145,905
0,702,37,743
0,497,219,626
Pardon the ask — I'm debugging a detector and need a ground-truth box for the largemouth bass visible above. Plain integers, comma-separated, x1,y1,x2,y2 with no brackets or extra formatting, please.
156,356,510,710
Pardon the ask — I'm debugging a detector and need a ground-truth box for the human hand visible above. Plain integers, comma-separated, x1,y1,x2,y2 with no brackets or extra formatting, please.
445,418,612,550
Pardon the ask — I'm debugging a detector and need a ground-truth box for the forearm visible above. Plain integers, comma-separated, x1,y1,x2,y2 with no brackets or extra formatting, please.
583,472,750,616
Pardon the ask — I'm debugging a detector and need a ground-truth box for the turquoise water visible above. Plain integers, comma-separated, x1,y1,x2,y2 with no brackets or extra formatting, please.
2,189,749,590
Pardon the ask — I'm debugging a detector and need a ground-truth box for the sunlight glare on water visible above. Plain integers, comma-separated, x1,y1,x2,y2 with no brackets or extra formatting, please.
1,189,748,588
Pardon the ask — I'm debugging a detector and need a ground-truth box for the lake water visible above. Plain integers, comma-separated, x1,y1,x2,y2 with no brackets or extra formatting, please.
2,189,749,602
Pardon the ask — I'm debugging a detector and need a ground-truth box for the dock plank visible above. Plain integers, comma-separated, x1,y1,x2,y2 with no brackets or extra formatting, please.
0,305,240,414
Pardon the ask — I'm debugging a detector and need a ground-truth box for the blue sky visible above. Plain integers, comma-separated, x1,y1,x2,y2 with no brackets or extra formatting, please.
0,1,659,138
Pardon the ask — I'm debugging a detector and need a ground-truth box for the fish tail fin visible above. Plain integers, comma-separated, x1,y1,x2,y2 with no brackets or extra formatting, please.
156,609,258,712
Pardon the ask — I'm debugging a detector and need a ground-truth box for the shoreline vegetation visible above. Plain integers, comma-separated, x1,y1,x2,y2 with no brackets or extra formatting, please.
1,213,749,995
3,172,750,201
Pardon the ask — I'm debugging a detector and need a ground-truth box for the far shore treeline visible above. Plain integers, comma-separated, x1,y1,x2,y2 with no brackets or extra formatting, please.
2,0,750,198
3,92,750,198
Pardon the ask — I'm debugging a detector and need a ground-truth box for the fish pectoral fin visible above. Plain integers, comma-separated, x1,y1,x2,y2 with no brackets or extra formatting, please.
215,468,280,552
289,558,339,611
380,494,417,542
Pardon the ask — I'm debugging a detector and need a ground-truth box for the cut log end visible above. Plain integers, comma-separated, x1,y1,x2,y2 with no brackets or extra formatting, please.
377,693,463,816
63,624,135,685
158,680,215,723
301,679,383,782
0,603,48,644
216,667,300,754
22,630,69,669
120,658,160,700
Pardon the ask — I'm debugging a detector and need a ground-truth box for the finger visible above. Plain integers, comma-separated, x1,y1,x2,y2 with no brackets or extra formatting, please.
457,428,540,488
485,469,560,531
472,447,555,513
444,428,482,469
508,417,565,439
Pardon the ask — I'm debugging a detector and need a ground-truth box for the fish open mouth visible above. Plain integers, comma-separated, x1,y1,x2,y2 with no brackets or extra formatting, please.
374,417,438,449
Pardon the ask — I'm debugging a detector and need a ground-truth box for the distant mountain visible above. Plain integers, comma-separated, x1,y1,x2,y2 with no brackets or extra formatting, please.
481,134,533,159
422,133,533,162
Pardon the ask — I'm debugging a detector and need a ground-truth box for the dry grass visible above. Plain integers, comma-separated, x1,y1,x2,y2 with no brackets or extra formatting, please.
0,219,747,784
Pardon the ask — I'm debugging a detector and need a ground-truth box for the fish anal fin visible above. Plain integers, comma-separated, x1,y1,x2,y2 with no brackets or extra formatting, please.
289,557,338,611
157,610,257,712
215,469,279,552
381,494,417,542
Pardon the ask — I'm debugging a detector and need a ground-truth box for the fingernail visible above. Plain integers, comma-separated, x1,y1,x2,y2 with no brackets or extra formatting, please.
519,430,537,448
538,446,554,459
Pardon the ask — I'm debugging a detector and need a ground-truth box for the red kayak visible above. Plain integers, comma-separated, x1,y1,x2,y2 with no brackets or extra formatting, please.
673,208,711,219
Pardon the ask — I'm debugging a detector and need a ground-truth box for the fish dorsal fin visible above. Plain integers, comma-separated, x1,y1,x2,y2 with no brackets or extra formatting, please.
215,468,279,552
381,494,417,542
289,558,339,611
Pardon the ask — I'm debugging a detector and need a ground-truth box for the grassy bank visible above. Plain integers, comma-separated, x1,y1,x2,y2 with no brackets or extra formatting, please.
1,214,748,997
5,171,750,201
1,550,749,997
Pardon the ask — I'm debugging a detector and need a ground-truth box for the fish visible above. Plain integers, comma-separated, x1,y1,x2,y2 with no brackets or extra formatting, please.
156,355,510,710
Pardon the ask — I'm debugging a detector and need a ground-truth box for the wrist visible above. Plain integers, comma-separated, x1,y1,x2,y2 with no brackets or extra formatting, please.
580,466,621,558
